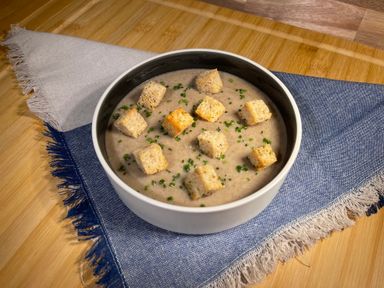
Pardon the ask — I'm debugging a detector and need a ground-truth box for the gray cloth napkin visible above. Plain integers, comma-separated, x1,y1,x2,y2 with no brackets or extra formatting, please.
3,26,155,131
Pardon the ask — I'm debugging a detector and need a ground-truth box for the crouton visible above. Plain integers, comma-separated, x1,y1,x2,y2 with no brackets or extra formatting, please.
195,96,225,122
114,107,147,138
184,165,223,200
133,143,168,175
197,131,228,159
137,81,166,110
248,144,277,170
195,69,223,94
162,108,194,137
238,100,272,125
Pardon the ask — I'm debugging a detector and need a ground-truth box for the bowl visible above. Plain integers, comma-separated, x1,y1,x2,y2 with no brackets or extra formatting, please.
92,49,302,234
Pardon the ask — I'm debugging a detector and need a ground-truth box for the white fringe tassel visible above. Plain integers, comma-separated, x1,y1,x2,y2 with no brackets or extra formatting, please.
206,171,384,288
1,25,61,130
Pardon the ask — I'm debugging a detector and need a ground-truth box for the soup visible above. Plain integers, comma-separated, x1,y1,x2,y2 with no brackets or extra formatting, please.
105,69,287,207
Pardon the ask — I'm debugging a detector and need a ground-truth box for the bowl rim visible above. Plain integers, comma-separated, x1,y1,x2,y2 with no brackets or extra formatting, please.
92,48,302,214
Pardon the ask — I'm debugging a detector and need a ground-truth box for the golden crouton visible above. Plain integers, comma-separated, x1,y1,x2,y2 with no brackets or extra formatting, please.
114,108,147,138
248,144,277,170
195,69,223,94
133,143,168,175
162,108,194,137
195,96,225,122
138,81,167,111
238,100,272,126
197,131,228,159
184,165,223,200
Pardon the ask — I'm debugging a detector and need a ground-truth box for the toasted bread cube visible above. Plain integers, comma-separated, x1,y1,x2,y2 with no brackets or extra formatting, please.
133,143,168,175
195,96,225,122
184,165,223,200
114,108,147,138
138,81,166,110
197,131,228,159
162,108,194,137
248,144,277,170
238,100,272,126
195,69,223,94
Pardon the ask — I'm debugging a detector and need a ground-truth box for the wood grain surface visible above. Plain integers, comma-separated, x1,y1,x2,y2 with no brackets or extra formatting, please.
205,0,384,50
0,0,383,287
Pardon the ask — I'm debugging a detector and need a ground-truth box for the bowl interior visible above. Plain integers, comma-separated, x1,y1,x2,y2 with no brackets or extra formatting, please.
95,50,299,193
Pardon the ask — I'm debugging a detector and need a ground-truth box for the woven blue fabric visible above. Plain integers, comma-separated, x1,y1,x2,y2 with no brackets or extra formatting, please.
61,73,383,287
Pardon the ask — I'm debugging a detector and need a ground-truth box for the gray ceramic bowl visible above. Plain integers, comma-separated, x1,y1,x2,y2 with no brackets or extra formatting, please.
92,49,302,234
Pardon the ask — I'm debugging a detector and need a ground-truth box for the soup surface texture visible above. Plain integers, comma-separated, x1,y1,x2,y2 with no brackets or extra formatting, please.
105,69,287,207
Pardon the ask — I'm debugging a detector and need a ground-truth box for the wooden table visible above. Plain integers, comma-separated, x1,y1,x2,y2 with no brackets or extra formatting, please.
0,0,383,287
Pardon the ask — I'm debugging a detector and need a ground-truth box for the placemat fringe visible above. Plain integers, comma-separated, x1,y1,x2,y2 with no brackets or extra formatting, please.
206,172,384,288
2,25,61,130
44,124,125,288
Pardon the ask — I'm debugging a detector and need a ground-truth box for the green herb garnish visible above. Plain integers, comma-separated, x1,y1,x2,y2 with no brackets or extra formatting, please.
119,105,129,110
173,83,183,90
159,179,166,188
263,138,272,144
112,113,120,120
144,110,152,117
235,88,247,99
236,164,249,173
178,99,188,106
167,196,173,201
160,81,169,88
224,120,235,127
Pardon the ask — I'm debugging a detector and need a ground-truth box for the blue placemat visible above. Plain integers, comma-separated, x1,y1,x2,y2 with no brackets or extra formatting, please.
46,72,384,288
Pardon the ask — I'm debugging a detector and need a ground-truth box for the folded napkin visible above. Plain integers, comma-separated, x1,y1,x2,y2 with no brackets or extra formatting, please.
3,27,383,288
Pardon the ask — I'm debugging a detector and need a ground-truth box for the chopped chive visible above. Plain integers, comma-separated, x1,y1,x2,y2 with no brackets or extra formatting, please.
112,112,120,120
119,105,129,110
123,154,131,161
144,110,152,117
178,98,188,106
236,164,248,173
173,83,183,90
224,120,235,127
263,138,272,144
